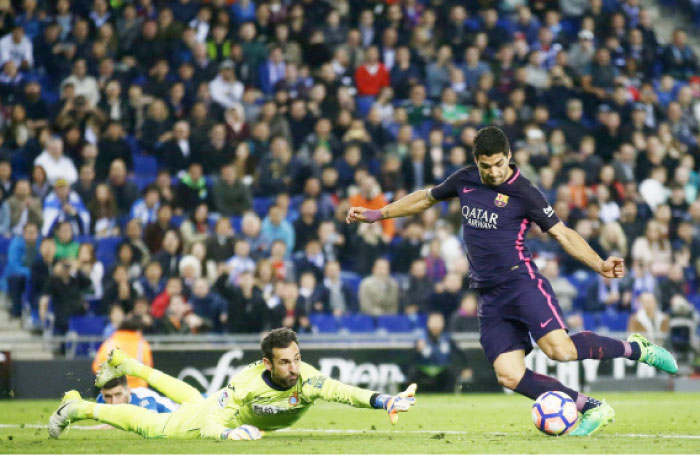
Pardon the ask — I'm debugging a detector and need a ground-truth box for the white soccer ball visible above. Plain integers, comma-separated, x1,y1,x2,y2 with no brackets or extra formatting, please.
531,391,578,436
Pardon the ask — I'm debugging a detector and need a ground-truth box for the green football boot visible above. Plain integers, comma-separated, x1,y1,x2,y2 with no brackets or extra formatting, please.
569,400,615,436
48,390,82,439
627,333,678,374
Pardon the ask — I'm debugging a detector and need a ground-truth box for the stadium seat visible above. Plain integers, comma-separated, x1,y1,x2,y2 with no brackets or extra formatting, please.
599,312,630,332
582,312,598,331
376,314,413,333
133,154,158,176
252,197,274,218
356,95,376,117
231,216,243,233
67,316,107,357
96,237,124,270
340,271,362,295
339,314,375,333
309,314,338,333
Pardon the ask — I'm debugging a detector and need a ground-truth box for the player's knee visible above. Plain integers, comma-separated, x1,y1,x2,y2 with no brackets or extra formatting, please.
546,345,577,362
496,371,522,391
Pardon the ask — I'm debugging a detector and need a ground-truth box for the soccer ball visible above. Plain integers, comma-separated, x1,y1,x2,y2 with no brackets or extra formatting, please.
531,391,578,436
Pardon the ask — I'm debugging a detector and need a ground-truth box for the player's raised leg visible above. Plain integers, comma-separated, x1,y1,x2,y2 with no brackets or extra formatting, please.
49,390,168,439
96,348,202,404
537,328,678,374
492,348,614,436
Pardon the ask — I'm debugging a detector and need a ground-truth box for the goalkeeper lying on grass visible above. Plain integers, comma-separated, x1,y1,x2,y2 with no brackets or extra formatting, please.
49,328,417,441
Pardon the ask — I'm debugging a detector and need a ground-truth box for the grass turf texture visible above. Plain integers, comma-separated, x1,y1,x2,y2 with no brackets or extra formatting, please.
1,392,700,454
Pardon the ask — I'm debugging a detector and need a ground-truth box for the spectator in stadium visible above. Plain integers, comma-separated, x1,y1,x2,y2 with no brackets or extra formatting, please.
297,270,326,314
222,270,268,333
72,164,97,207
659,263,689,313
410,312,468,392
130,186,161,227
541,259,577,313
261,204,295,256
113,242,142,281
93,314,153,388
124,219,150,268
0,178,42,236
208,59,244,110
225,238,256,286
179,202,210,254
103,264,138,314
140,99,173,155
0,24,33,69
39,258,91,336
355,45,389,98
359,258,399,316
1,221,38,318
88,183,119,237
211,163,251,217
153,229,182,278
204,217,235,265
77,242,103,302
103,305,125,340
401,259,433,315
34,137,78,186
632,219,672,277
269,280,310,333
450,292,479,333
61,58,99,107
428,272,463,321
53,221,79,261
96,121,132,181
189,278,226,333
144,204,174,254
661,28,698,81
627,292,670,344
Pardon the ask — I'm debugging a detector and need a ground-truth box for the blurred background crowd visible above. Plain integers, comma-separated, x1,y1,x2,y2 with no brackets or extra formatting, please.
1,0,700,383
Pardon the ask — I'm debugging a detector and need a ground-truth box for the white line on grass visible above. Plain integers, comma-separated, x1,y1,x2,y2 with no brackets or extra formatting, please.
3,424,700,440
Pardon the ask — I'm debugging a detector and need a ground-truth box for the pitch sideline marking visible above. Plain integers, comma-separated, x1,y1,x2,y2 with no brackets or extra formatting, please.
1,424,700,440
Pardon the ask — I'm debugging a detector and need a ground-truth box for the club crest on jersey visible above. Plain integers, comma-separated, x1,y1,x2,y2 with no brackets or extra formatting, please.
289,391,299,406
494,193,510,207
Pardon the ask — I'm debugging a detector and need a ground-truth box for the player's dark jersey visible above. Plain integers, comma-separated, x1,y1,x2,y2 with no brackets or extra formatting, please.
431,165,560,288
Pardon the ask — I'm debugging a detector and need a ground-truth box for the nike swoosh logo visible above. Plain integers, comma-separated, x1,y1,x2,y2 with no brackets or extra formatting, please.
540,318,553,328
462,187,474,194
56,403,69,417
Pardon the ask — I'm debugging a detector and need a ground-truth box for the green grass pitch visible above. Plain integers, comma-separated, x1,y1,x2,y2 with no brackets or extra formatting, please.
1,392,700,454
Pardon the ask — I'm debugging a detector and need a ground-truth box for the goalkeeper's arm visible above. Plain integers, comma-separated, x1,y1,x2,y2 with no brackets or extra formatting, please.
302,366,417,424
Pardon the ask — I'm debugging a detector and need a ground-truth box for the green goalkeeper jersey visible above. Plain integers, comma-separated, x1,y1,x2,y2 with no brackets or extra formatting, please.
171,360,377,440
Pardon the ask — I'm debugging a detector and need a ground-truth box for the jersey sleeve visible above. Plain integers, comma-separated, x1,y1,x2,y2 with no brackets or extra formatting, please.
430,170,461,201
523,185,561,232
300,363,375,409
199,387,243,440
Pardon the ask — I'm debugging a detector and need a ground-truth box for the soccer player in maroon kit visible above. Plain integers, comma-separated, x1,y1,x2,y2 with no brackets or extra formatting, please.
347,126,677,435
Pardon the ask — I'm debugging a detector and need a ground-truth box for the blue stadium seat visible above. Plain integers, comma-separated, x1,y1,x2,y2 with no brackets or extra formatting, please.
309,314,338,333
376,314,413,333
231,216,242,233
67,316,107,357
96,237,124,270
356,95,376,117
133,154,158,176
340,271,362,295
252,197,274,218
339,314,375,333
582,312,598,331
599,312,630,332
171,214,184,228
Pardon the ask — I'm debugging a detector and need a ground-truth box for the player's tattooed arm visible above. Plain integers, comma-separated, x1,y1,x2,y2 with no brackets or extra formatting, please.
347,188,438,223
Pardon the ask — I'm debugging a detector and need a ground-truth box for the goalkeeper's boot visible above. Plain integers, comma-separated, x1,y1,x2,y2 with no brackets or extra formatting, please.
95,347,137,387
569,400,615,436
627,333,678,375
48,390,82,439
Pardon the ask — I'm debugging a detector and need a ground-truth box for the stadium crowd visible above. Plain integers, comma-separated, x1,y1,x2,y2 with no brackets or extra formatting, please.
0,0,699,361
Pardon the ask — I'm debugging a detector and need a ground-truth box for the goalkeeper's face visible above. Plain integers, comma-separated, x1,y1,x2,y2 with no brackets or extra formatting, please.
266,342,301,389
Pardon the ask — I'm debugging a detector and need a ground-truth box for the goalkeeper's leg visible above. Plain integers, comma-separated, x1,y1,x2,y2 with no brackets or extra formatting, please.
50,391,168,439
96,348,201,404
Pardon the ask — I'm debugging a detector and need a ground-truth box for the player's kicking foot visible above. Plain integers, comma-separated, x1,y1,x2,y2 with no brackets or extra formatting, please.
95,347,135,387
48,390,82,439
569,400,615,436
627,333,678,374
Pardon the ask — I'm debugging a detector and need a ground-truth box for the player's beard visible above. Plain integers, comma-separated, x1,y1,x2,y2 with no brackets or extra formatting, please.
272,370,299,389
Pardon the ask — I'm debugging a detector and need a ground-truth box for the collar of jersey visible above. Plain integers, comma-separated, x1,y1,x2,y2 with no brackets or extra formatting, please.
261,369,290,391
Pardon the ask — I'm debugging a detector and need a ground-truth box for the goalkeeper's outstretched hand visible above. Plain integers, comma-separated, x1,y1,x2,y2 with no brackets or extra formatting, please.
384,383,417,425
225,425,264,441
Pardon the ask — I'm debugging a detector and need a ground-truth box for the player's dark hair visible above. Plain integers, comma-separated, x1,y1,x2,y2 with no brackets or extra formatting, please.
473,126,510,158
261,328,299,361
102,375,128,390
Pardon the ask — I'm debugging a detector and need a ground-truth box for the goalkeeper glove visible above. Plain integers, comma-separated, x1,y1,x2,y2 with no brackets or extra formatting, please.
222,425,264,441
374,383,417,425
